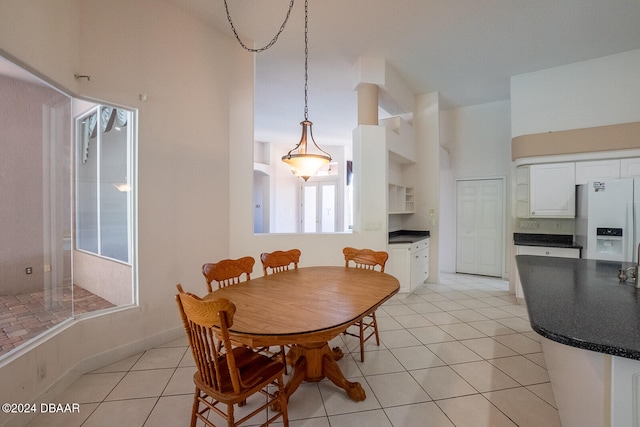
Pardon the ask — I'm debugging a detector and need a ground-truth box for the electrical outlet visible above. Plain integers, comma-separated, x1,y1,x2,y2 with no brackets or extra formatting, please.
26,267,32,274
44,264,51,272
519,220,539,229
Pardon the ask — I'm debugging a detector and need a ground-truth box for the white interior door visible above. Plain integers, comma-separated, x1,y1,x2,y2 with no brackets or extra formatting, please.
456,179,504,277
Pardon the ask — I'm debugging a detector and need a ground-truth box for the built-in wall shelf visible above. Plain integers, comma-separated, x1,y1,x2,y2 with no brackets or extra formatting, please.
516,166,529,218
389,184,414,214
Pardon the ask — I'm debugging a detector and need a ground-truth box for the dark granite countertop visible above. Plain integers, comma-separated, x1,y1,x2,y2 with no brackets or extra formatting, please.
388,230,430,244
514,233,582,249
516,255,640,360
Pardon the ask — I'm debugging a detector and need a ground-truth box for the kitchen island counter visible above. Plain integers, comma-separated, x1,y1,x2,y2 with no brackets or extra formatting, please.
516,255,640,427
516,255,640,360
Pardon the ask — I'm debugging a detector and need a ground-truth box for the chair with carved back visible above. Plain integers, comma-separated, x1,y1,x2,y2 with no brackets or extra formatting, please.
202,256,255,354
202,256,286,371
202,256,255,293
260,249,301,275
342,247,389,362
175,284,289,427
259,249,302,373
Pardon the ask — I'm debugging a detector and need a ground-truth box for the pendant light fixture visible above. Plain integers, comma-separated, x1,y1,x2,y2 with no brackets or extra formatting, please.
281,0,332,180
224,0,331,181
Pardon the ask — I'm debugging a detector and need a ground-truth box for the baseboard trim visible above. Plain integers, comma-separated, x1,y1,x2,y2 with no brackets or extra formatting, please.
2,326,183,427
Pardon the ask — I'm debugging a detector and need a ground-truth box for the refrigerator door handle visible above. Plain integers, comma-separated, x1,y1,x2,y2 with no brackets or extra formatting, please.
628,201,636,262
634,201,640,263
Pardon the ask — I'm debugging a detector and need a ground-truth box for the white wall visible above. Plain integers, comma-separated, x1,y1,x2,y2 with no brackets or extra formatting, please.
269,142,301,233
415,92,441,282
0,2,233,425
439,101,512,274
511,49,640,137
230,62,388,265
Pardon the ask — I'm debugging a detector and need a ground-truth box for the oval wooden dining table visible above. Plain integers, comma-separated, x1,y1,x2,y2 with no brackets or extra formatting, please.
205,266,400,401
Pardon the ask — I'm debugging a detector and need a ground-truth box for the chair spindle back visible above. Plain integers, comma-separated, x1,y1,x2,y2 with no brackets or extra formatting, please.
260,249,301,275
202,256,255,293
175,285,241,394
343,247,388,273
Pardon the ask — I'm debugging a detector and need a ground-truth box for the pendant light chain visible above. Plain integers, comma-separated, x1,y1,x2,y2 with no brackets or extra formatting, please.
224,0,295,53
303,0,309,121
274,0,330,180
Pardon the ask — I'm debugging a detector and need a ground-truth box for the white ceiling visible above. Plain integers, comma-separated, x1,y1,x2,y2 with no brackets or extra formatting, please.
4,1,640,149
168,0,640,147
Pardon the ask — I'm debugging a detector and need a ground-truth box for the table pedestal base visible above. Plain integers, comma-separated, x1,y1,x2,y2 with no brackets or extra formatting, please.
285,342,366,401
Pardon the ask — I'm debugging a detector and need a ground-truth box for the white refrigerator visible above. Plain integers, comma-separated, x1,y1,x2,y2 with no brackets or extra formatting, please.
575,179,640,262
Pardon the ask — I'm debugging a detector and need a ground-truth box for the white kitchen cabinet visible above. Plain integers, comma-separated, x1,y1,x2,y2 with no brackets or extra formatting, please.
518,158,640,218
388,244,411,293
529,162,576,217
620,158,640,179
575,159,621,184
410,239,429,289
514,245,580,299
387,238,429,293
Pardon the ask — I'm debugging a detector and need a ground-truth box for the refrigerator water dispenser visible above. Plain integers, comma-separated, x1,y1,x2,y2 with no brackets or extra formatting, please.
595,228,624,258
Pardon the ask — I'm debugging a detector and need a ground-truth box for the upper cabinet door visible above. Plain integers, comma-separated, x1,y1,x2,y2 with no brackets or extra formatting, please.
575,159,621,185
620,158,640,179
529,162,576,218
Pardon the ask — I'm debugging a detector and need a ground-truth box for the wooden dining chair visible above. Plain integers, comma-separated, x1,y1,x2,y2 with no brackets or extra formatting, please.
202,256,286,371
342,247,389,362
260,249,301,275
202,256,255,293
259,249,301,373
176,284,289,427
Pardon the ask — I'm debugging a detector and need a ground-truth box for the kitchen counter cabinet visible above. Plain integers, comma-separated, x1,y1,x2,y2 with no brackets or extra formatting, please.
387,237,429,293
410,239,429,290
516,255,640,427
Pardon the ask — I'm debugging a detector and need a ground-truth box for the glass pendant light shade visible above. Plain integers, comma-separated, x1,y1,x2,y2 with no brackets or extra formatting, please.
282,120,331,181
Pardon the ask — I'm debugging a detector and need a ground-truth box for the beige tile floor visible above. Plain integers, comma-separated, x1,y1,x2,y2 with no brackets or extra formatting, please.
27,273,561,427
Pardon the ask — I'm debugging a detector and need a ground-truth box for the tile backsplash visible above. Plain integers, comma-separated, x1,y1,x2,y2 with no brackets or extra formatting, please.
514,218,575,235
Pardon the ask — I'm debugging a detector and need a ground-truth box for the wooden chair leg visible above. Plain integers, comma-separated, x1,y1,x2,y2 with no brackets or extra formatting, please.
359,321,365,362
371,312,380,345
281,346,288,374
227,402,235,427
190,388,199,427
